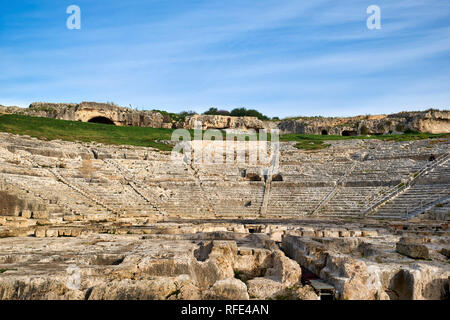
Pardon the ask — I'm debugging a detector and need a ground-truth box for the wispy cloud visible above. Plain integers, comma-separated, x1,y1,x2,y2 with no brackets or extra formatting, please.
1,0,449,116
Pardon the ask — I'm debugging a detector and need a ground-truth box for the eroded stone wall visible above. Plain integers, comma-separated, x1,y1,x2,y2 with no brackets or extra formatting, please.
277,109,450,135
4,102,448,134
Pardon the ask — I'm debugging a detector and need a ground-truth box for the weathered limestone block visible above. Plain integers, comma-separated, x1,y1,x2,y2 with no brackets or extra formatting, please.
349,230,362,237
21,210,32,219
204,278,249,300
233,247,272,280
34,228,46,238
58,229,72,237
269,230,283,242
191,241,238,289
439,248,450,258
301,230,315,237
322,230,340,238
173,274,201,300
46,229,59,237
237,247,252,255
32,211,49,219
319,253,382,300
0,276,77,300
387,264,450,300
135,257,191,278
295,285,320,300
0,191,30,217
396,237,429,259
313,237,361,255
315,230,324,237
232,225,246,233
282,235,328,276
339,230,350,237
362,229,378,237
191,259,227,290
207,241,238,278
88,278,177,300
265,251,301,287
4,218,35,228
246,277,283,299
184,115,264,131
71,229,82,237
357,241,380,257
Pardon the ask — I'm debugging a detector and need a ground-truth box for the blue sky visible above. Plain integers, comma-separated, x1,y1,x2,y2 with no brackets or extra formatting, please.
1,0,449,118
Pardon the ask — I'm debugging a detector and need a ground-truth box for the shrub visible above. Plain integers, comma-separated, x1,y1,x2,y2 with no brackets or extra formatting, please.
360,125,369,135
203,107,230,116
230,107,269,121
152,110,196,123
404,129,419,134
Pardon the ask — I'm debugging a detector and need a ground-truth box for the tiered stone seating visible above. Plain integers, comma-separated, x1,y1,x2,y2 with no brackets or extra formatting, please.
423,201,450,221
1,173,108,221
347,158,426,184
202,181,264,217
266,183,334,216
371,160,450,219
112,158,213,217
0,131,449,222
318,186,390,217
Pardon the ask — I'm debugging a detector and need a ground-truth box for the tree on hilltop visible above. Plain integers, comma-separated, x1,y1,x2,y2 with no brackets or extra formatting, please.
203,107,230,116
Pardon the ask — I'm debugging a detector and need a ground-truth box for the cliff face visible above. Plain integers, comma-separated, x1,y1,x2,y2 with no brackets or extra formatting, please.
277,110,450,135
0,105,22,115
184,115,265,131
407,110,450,134
2,102,449,135
17,102,166,128
8,103,265,131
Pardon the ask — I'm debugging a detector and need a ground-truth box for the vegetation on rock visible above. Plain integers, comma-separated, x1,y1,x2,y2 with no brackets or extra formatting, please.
0,114,447,152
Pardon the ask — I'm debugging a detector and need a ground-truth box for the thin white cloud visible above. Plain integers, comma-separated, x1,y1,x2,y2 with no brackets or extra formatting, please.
1,0,449,116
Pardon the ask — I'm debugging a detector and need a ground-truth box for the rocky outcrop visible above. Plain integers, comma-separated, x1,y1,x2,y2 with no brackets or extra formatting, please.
400,109,450,134
3,101,448,134
282,234,450,300
0,105,22,115
265,251,302,287
0,235,309,300
0,190,46,218
21,102,167,128
247,277,283,299
204,278,249,300
294,285,320,300
184,115,265,131
396,237,430,259
6,102,268,131
277,109,450,135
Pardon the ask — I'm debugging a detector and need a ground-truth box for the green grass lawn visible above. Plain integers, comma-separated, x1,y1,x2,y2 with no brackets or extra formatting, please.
0,114,448,151
280,132,449,150
0,114,175,151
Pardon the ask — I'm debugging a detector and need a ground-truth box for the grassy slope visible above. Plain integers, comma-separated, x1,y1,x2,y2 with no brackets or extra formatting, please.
0,114,448,151
0,114,175,151
280,132,450,150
